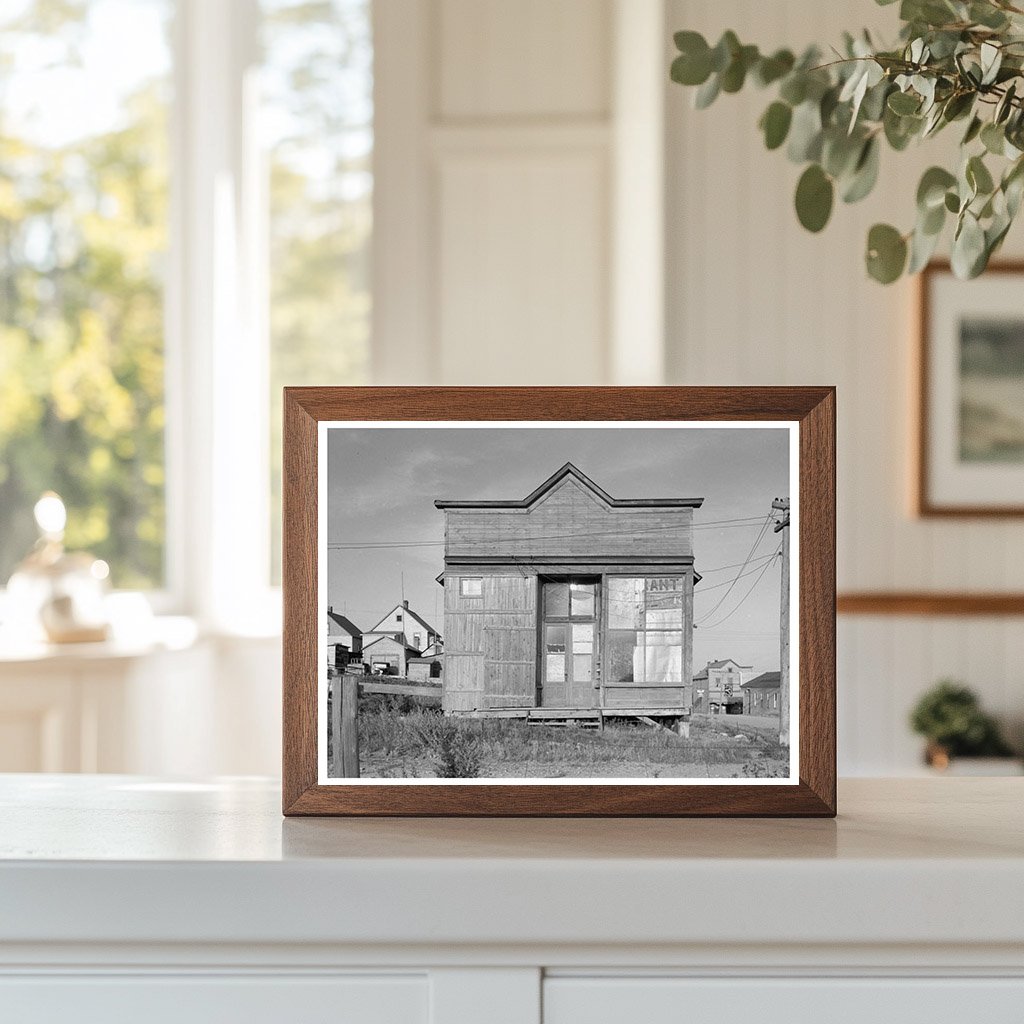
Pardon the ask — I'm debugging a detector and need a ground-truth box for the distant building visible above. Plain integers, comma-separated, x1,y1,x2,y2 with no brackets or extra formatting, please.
361,633,420,676
326,607,362,670
741,671,781,715
362,600,441,657
693,658,753,714
435,462,704,719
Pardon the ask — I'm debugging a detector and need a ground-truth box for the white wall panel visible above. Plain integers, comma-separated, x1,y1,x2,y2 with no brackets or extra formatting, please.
437,149,608,384
438,0,610,120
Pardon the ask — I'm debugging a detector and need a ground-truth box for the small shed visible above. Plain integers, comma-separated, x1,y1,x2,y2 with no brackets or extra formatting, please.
361,633,418,676
434,462,703,720
741,671,781,715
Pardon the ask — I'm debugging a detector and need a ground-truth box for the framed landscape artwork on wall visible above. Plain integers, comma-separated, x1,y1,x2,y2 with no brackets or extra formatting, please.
282,387,836,816
918,262,1024,517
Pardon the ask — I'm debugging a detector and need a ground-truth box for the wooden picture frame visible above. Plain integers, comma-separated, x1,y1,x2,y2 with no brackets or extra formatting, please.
917,260,1024,517
283,387,836,817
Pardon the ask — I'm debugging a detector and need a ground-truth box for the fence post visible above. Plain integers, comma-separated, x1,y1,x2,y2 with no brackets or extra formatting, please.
340,673,360,778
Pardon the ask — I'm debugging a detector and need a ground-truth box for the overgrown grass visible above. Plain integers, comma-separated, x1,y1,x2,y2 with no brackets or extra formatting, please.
356,699,789,778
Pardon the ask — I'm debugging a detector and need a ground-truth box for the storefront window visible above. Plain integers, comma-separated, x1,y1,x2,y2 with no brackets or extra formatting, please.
606,577,685,685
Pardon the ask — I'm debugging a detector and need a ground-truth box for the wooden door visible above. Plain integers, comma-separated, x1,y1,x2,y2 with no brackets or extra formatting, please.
540,580,598,708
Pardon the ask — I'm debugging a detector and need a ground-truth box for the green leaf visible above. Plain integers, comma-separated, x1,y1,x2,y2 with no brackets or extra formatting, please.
787,101,823,162
795,164,834,232
671,32,713,86
754,49,795,87
710,31,740,73
888,91,921,116
694,73,721,109
981,122,1005,155
779,74,807,106
866,223,908,283
721,44,759,93
917,166,957,210
908,221,942,273
842,137,880,203
969,1,1009,29
996,83,1017,125
951,212,987,278
962,115,983,145
967,155,995,196
944,190,961,213
760,102,792,150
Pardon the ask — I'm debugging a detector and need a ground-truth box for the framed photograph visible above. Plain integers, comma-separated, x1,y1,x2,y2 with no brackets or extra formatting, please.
283,387,836,816
918,261,1024,516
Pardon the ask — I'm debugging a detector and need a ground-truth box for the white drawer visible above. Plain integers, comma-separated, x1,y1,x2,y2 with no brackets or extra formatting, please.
0,974,427,1024
544,977,1024,1024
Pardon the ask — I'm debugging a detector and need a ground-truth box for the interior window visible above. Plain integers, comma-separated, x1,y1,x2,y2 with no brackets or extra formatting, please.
460,577,483,597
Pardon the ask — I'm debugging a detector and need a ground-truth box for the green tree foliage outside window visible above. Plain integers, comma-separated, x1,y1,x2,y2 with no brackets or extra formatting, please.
0,0,170,588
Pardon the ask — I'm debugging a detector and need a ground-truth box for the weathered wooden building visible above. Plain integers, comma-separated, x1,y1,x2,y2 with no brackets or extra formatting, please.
741,671,781,716
434,463,703,721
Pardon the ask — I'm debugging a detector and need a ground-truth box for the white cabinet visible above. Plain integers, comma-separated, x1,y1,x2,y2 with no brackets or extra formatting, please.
2,975,428,1024
544,978,1024,1024
1,778,1022,1024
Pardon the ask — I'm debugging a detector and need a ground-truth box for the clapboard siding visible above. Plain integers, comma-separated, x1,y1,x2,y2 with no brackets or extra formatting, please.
446,478,695,560
665,0,1024,774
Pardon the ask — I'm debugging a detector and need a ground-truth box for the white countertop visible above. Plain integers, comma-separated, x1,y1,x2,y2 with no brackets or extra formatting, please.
1,775,1022,951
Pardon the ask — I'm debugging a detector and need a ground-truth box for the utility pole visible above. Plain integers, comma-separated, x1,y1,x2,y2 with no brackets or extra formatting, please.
772,498,790,747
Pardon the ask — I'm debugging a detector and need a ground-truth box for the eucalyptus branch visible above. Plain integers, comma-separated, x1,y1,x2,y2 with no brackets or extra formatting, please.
670,0,1024,283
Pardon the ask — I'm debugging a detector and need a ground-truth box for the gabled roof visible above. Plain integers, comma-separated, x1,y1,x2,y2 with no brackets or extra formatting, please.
368,603,439,637
434,462,704,511
706,658,752,670
362,632,419,654
327,610,361,636
741,671,781,690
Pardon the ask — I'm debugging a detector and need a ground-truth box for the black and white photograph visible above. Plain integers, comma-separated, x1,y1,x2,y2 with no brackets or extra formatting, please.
319,422,798,784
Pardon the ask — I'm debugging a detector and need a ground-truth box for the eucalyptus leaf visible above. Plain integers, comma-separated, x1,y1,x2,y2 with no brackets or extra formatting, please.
951,212,987,278
866,223,908,283
917,166,957,210
842,137,881,203
888,90,921,115
787,100,823,162
967,154,995,195
754,49,795,87
795,164,834,232
908,222,942,273
694,73,721,109
981,121,1006,155
760,101,793,150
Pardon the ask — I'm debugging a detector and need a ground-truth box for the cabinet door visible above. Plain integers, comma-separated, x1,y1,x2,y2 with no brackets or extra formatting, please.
544,977,1024,1024
1,974,427,1024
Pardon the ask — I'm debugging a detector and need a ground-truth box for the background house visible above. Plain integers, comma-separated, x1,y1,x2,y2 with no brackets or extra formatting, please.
325,608,362,670
693,659,753,715
363,601,440,657
742,671,782,716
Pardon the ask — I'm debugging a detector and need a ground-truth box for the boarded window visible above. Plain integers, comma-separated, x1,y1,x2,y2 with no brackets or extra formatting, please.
460,577,483,597
605,576,685,685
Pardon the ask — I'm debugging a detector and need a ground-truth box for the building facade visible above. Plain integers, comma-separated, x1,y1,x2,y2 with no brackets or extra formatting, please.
741,671,782,715
325,608,362,670
434,463,703,718
693,658,753,714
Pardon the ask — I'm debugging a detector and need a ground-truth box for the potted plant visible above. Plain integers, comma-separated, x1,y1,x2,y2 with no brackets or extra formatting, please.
670,0,1024,283
909,680,1019,772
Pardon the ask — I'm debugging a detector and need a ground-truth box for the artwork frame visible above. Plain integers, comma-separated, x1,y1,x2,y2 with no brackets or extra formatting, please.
282,387,836,817
917,261,1024,517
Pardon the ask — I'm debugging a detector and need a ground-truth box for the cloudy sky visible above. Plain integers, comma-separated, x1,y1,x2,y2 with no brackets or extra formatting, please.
326,425,792,673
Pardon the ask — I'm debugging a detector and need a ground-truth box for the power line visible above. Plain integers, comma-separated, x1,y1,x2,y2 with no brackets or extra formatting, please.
692,554,778,594
694,513,773,625
326,514,769,551
697,544,782,631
